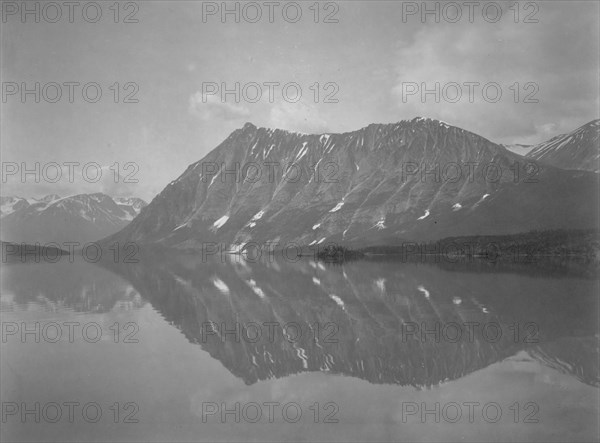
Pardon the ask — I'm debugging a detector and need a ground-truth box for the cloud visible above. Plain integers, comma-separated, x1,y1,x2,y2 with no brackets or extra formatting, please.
268,101,330,134
389,4,600,144
97,166,143,198
188,92,250,121
1,164,143,200
187,86,331,134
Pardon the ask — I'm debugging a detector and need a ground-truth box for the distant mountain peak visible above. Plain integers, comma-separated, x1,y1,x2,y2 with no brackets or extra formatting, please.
1,192,148,244
527,119,600,172
410,116,446,125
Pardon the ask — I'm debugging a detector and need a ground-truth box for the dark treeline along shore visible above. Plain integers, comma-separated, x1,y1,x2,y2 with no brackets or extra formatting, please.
314,229,600,278
358,229,600,260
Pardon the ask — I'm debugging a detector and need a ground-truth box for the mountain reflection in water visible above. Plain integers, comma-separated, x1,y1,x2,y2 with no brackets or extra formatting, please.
4,252,598,389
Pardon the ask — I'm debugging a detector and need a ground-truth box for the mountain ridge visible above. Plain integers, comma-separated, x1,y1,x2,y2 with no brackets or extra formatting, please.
103,117,598,250
526,119,599,172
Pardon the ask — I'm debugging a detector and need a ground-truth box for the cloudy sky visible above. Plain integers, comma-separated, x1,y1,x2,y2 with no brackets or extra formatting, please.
2,0,598,201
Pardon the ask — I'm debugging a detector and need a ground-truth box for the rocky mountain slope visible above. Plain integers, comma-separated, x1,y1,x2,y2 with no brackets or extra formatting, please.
1,193,147,245
526,120,599,172
104,118,598,250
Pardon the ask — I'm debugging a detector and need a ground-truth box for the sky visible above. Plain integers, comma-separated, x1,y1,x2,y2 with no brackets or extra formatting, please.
1,0,599,201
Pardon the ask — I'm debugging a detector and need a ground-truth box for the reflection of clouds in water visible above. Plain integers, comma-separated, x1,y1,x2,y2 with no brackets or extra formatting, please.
2,259,146,313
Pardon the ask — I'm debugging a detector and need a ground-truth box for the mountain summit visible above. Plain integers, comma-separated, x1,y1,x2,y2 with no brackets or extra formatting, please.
527,120,599,172
104,118,598,249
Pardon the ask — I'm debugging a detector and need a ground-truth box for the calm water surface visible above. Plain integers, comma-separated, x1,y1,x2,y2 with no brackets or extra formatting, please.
1,254,598,442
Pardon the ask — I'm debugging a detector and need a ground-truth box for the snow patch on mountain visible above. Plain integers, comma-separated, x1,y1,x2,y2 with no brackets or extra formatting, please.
173,223,188,232
417,210,430,220
329,201,344,213
295,142,309,161
329,294,345,309
212,215,229,231
212,277,230,295
247,279,266,298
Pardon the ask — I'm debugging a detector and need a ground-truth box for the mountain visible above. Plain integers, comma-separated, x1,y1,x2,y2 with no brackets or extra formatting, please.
0,196,31,218
1,194,64,218
1,193,147,245
526,120,600,172
104,118,599,250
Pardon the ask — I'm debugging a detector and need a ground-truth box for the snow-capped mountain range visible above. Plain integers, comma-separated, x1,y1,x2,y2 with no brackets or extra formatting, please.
103,118,599,250
0,194,61,218
1,193,147,245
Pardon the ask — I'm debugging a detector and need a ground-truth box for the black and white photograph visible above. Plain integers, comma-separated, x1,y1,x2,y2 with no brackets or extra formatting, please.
1,1,599,442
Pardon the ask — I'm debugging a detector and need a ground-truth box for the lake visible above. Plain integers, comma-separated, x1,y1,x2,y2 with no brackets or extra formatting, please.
1,253,598,442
